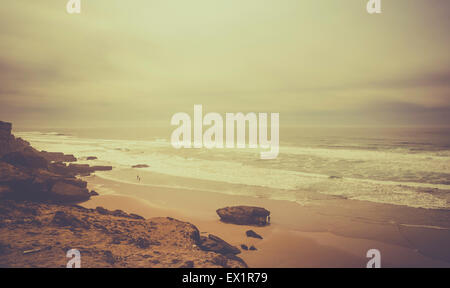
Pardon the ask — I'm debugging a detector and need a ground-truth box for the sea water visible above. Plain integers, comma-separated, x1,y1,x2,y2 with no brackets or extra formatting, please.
15,126,450,210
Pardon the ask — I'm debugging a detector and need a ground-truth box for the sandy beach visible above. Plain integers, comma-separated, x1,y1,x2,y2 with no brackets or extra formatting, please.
2,123,449,268
81,173,450,268
3,0,450,272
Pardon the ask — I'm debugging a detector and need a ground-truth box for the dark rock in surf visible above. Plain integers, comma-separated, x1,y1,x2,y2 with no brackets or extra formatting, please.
132,164,149,168
329,175,342,179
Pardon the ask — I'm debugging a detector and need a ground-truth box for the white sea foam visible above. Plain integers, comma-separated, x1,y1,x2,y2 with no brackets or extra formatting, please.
16,131,450,210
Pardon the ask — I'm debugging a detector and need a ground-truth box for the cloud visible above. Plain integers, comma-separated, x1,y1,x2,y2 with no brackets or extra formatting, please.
1,0,449,127
367,101,450,126
366,70,450,89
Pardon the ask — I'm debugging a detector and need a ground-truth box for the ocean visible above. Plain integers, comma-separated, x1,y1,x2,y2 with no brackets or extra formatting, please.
15,126,450,210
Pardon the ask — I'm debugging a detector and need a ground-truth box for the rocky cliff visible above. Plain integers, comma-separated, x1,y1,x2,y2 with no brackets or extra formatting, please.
0,121,246,268
0,200,246,268
0,121,30,158
0,121,112,203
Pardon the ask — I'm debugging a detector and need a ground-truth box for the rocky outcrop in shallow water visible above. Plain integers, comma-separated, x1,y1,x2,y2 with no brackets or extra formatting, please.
65,163,113,176
132,164,150,168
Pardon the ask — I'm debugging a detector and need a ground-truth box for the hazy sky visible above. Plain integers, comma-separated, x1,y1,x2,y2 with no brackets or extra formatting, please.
1,0,449,128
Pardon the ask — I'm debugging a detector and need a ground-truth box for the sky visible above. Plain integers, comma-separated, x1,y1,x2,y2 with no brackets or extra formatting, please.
0,0,449,129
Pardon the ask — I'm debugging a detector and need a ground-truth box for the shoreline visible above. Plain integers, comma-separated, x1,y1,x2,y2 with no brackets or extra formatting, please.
81,174,450,267
2,120,449,267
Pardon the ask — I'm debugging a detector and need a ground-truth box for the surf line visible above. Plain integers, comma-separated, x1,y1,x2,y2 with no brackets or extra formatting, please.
170,105,279,159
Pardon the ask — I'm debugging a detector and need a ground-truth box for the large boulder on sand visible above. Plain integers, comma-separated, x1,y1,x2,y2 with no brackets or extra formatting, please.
216,206,270,226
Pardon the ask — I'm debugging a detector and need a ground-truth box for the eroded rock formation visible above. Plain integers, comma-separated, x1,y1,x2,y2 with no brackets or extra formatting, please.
0,121,111,203
0,201,247,268
0,121,247,268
